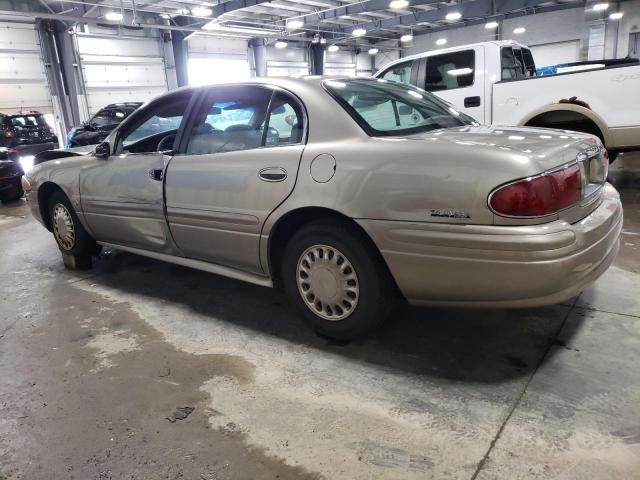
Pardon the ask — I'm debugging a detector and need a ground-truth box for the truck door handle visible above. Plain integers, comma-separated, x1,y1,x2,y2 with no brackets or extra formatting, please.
464,96,481,108
149,168,164,181
258,167,287,182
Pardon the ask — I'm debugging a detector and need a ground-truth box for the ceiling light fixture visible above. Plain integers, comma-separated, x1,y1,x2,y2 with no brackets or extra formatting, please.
320,37,327,44
287,19,304,29
389,0,410,8
275,40,288,49
445,12,462,21
436,38,447,46
513,26,526,34
400,33,413,42
485,21,499,29
352,28,367,37
192,7,213,16
368,47,379,55
609,11,623,18
104,11,123,21
593,2,609,11
328,44,340,52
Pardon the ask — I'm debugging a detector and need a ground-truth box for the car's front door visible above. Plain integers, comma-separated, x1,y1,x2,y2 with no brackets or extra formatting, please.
80,90,193,253
165,85,306,274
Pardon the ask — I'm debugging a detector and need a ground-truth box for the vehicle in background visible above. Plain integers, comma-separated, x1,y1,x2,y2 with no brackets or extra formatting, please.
0,147,24,202
0,111,58,157
375,40,640,160
66,102,142,148
24,78,621,340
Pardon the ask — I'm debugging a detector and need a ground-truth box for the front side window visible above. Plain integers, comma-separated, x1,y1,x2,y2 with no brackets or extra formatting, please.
122,93,191,153
425,50,475,91
186,86,272,155
324,79,474,136
379,60,413,84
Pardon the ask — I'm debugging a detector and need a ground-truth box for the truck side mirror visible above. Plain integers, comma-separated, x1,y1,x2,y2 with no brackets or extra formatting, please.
95,141,110,159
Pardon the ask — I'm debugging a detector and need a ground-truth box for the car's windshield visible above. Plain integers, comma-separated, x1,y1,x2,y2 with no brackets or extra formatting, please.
323,78,476,136
91,107,136,127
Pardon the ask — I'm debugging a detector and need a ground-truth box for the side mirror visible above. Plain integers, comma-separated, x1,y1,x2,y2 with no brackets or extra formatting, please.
95,141,110,159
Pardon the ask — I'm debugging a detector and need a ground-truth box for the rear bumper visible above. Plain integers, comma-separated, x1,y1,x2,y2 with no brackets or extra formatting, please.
358,184,623,308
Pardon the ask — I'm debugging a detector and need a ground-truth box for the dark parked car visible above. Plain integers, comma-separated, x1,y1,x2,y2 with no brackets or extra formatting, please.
66,103,142,148
0,147,24,202
0,112,58,156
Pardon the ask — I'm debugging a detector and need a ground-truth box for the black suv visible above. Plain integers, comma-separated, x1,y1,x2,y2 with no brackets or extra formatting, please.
0,147,24,202
66,102,142,148
0,112,59,156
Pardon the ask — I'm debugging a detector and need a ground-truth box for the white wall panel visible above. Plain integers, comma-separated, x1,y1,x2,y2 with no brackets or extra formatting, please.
0,21,52,113
76,33,168,116
529,40,580,66
266,46,308,76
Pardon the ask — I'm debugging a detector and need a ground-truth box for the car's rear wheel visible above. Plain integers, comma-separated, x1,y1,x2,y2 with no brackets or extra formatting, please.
281,218,394,340
48,190,101,263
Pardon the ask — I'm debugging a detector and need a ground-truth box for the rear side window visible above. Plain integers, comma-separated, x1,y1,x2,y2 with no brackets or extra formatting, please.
379,60,413,84
502,47,536,80
424,50,475,91
522,49,537,77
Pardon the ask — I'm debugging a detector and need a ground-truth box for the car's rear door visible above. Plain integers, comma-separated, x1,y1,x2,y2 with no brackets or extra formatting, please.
80,90,193,253
164,84,306,274
422,46,486,124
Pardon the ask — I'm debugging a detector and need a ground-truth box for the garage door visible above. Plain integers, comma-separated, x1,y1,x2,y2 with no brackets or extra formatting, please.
75,32,168,116
529,40,580,68
266,46,309,77
325,50,356,76
0,22,52,114
187,36,249,85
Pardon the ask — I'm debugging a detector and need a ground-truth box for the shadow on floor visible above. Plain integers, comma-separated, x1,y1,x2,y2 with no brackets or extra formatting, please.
78,248,583,386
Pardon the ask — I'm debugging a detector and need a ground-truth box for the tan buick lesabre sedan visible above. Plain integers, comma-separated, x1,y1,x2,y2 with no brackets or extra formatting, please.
24,77,622,339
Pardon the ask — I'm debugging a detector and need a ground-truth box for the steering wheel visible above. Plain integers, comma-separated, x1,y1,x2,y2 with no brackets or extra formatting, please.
157,134,176,152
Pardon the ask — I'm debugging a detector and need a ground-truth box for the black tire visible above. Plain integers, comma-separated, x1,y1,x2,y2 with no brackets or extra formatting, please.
48,190,101,259
281,218,394,340
0,188,23,202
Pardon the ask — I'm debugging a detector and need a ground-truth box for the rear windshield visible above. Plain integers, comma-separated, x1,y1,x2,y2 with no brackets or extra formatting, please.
9,115,48,128
91,107,137,127
323,78,475,136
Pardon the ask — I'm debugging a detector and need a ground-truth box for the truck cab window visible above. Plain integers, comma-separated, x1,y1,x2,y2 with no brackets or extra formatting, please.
424,50,475,91
380,61,413,84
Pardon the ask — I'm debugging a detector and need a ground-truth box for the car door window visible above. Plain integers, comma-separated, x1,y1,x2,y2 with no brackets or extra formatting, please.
424,50,475,91
264,92,304,146
186,86,272,155
379,60,413,84
120,92,191,153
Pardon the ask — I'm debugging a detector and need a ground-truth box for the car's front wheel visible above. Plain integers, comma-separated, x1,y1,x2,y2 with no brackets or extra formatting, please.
48,190,101,264
282,218,394,340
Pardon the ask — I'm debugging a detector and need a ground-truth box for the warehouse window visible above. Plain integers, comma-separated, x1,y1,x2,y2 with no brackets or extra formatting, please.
424,50,475,91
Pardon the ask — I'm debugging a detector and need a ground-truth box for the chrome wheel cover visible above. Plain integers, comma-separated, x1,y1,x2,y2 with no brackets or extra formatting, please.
296,244,359,321
52,203,75,251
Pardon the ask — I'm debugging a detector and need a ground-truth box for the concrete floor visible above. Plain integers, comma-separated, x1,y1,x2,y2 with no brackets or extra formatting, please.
0,154,639,480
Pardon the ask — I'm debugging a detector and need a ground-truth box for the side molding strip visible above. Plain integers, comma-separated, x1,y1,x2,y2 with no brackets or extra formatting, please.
97,242,274,289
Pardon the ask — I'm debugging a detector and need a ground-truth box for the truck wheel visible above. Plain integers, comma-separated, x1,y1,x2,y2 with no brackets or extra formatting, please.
281,218,394,340
48,190,101,262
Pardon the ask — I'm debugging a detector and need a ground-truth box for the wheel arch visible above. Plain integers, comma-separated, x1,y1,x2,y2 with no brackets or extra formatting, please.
37,181,65,231
265,206,399,293
519,104,613,148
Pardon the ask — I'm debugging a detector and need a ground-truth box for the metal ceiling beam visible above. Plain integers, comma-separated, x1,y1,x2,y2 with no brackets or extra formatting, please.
211,0,272,18
291,0,442,26
332,0,583,34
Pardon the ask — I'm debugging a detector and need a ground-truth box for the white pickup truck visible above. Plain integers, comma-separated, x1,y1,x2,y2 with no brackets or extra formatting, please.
375,40,640,159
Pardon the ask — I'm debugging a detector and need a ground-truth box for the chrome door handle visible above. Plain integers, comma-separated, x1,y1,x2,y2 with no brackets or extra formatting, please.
258,167,287,182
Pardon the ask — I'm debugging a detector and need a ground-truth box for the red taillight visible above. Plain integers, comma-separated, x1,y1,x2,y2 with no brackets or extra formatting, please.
2,130,15,138
489,163,582,217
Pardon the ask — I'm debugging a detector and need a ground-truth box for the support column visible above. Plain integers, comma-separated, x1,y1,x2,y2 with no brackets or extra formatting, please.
250,38,268,77
170,30,189,87
309,43,325,75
